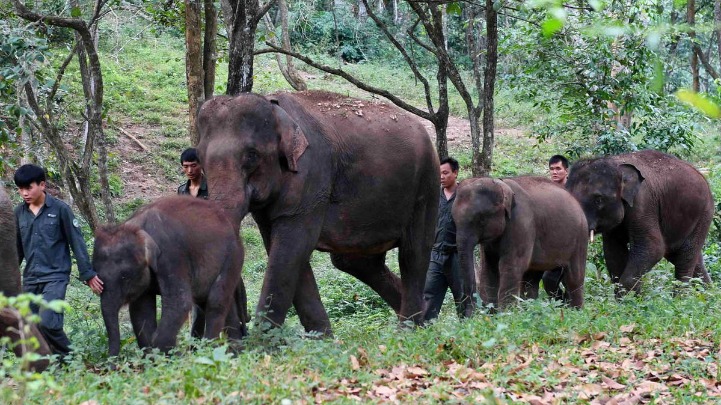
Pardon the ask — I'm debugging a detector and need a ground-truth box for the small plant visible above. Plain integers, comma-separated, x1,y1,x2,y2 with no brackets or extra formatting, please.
0,293,64,404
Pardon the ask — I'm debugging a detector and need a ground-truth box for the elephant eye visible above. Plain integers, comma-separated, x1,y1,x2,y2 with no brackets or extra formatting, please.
594,196,604,208
244,149,260,168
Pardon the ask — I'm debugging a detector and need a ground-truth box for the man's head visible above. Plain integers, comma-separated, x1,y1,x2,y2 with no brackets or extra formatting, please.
180,148,203,182
440,157,459,190
548,155,569,185
14,164,46,205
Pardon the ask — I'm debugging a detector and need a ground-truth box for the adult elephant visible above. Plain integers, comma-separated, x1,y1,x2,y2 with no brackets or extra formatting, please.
453,176,587,311
196,91,439,334
566,150,713,295
0,187,51,372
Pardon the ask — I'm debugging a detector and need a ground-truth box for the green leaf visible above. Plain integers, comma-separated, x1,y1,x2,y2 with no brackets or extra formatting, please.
45,300,69,313
194,357,215,366
541,18,563,37
675,89,721,118
588,0,604,10
446,2,462,16
651,59,664,94
71,7,82,18
212,346,230,363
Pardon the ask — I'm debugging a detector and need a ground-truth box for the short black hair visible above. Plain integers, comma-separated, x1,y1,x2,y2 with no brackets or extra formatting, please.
548,155,569,169
440,157,459,173
14,164,46,188
180,148,200,164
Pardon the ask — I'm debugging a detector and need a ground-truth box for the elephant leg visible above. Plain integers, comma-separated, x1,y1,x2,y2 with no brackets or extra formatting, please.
692,253,711,283
521,271,542,300
154,294,192,353
602,229,629,297
497,255,530,311
190,305,205,339
257,220,323,331
128,292,157,350
331,253,402,313
203,249,243,340
293,262,332,336
153,263,194,353
619,230,664,296
668,249,711,284
563,247,587,308
479,251,500,311
542,267,565,301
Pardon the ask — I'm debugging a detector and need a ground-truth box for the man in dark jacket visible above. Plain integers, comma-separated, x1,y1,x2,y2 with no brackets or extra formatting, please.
423,157,464,321
14,164,103,356
177,147,208,199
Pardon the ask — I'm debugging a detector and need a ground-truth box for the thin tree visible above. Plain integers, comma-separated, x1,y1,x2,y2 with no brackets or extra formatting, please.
263,0,307,90
221,0,276,94
186,0,204,145
11,0,115,228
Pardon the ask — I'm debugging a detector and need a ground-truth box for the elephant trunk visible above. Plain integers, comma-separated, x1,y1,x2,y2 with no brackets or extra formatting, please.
101,297,122,358
207,177,251,233
456,231,480,318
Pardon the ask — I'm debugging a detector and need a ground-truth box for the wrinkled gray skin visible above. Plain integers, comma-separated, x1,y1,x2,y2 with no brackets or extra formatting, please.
453,177,587,311
197,91,439,334
0,187,51,372
566,150,713,296
93,196,248,357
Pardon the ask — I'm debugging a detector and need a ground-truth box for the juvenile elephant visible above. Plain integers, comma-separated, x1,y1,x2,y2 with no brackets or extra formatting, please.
0,187,51,371
93,196,248,357
453,177,588,311
197,91,439,334
566,150,713,295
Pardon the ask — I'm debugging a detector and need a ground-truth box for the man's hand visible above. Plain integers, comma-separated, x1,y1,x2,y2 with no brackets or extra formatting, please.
87,275,104,295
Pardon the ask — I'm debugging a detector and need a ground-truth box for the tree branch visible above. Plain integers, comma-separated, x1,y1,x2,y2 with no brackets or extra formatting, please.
361,0,434,114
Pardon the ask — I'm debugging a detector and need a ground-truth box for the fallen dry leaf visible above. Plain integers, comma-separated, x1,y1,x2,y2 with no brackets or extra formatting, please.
350,355,360,371
602,375,626,390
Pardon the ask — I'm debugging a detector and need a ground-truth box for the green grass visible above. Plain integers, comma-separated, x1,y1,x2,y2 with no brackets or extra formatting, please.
3,15,721,405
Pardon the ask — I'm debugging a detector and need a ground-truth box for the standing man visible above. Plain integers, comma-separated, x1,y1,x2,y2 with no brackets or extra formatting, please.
14,164,103,357
423,157,467,321
177,147,208,199
544,154,571,301
548,154,570,186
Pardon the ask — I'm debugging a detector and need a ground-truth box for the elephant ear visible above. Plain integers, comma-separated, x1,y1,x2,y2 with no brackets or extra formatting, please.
495,179,515,220
268,98,308,173
137,230,159,274
619,163,644,207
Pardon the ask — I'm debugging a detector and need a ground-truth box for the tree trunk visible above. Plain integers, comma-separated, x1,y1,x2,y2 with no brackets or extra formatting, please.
688,0,699,92
263,0,307,90
223,0,274,95
716,0,721,74
480,0,498,176
186,0,204,145
466,4,484,177
203,0,218,100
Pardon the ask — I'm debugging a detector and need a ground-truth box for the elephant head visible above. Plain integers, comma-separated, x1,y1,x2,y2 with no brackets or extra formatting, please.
196,94,308,231
453,178,514,245
93,225,156,357
566,158,644,235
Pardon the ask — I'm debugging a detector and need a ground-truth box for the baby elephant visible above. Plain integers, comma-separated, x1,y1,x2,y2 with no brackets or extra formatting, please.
93,196,248,357
453,177,588,312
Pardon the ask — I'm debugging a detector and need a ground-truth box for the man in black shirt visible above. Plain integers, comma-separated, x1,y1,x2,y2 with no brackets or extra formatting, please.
14,164,103,356
177,147,208,199
423,157,465,321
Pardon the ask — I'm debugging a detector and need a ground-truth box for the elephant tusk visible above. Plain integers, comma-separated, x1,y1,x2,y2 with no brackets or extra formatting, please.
589,230,595,243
